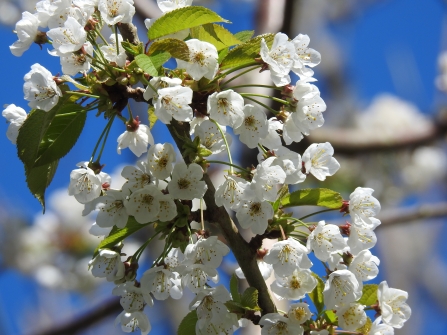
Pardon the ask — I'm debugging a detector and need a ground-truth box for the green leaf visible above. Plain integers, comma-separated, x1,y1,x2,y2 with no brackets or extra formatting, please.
148,6,229,40
234,30,255,43
147,38,190,61
224,300,246,315
218,48,230,63
240,287,261,311
219,33,274,70
357,284,378,306
273,184,289,212
308,273,325,314
230,274,241,303
150,51,172,69
121,41,144,56
177,310,198,335
280,188,343,209
94,216,149,257
135,54,161,77
323,310,338,324
34,106,87,167
190,24,242,51
25,160,59,212
148,106,157,128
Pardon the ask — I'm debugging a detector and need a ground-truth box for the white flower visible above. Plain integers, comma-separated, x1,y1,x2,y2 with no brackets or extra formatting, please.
378,281,411,328
98,0,135,25
290,94,326,135
113,281,153,312
23,63,62,112
335,303,367,331
349,249,380,282
323,269,362,309
153,86,193,123
302,142,340,181
259,313,303,335
114,311,151,335
179,263,219,293
167,163,207,200
259,118,283,150
236,200,273,235
347,218,379,254
349,187,381,228
288,302,312,324
60,42,93,75
249,157,286,202
100,34,128,67
310,331,329,335
89,249,125,281
190,285,231,320
184,236,230,269
121,161,157,193
207,90,245,128
143,76,182,101
2,104,27,144
117,122,154,157
215,175,249,211
96,189,129,229
270,268,317,300
283,113,305,144
176,39,218,80
196,312,239,335
46,17,86,54
306,220,347,261
236,259,272,280
155,194,177,222
124,184,163,224
157,0,193,12
147,143,176,180
35,0,72,27
369,317,394,335
264,238,312,277
194,120,231,155
265,146,306,185
260,33,295,86
68,161,103,204
291,34,321,77
140,266,182,300
233,104,268,148
10,11,40,57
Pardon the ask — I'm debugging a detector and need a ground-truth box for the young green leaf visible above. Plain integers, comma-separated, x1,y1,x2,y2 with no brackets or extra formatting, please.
34,106,87,167
148,6,229,40
234,30,255,43
240,287,261,311
148,106,157,129
323,310,338,324
308,272,325,314
273,184,290,212
94,217,150,257
135,54,162,77
190,24,242,51
177,310,198,335
121,41,144,56
219,33,274,70
280,188,343,209
147,38,190,61
25,160,59,212
230,274,241,303
357,284,378,306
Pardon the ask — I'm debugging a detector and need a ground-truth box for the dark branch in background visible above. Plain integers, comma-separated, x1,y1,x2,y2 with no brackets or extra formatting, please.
31,297,121,335
377,202,447,227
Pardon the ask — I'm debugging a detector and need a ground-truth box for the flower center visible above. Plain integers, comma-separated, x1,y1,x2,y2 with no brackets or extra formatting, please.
177,178,190,190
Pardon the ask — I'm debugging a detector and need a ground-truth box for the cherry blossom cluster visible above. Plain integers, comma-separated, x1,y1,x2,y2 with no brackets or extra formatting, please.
2,0,412,335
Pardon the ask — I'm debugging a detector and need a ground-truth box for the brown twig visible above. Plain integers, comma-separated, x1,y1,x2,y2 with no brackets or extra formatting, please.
377,202,447,227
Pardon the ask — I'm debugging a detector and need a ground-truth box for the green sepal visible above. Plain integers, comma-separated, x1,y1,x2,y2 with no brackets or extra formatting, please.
280,188,343,209
93,216,150,258
190,23,242,51
219,33,274,70
177,310,198,335
357,284,378,306
148,6,229,40
308,272,325,314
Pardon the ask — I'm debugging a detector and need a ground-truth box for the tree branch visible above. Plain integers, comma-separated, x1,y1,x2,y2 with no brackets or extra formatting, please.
377,202,447,227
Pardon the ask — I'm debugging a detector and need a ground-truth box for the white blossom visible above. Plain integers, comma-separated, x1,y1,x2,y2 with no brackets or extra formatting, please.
264,146,306,184
370,317,394,335
179,263,218,293
10,11,40,57
117,123,154,157
306,220,347,261
176,39,218,80
236,200,273,235
194,120,231,155
147,143,176,180
143,76,182,101
207,90,245,128
335,303,367,331
46,16,86,54
259,118,283,150
249,156,286,202
184,236,230,269
114,311,151,335
291,34,321,77
349,187,381,228
323,269,362,309
89,249,125,281
270,268,317,300
68,161,103,204
98,0,135,25
347,218,379,254
113,281,153,312
155,194,177,222
302,142,339,181
236,259,272,280
2,104,27,144
233,104,268,148
96,189,129,229
140,266,182,300
153,86,193,123
124,184,163,224
121,161,157,194
349,249,380,282
215,175,249,211
378,281,411,328
288,302,312,325
100,34,128,67
259,313,303,335
167,163,207,200
23,63,62,112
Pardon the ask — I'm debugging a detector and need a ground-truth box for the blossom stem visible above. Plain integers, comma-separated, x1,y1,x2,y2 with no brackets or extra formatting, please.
206,160,251,173
94,28,109,46
240,93,290,105
212,62,260,84
224,84,282,91
200,199,205,231
219,65,260,87
65,91,100,99
258,143,268,154
279,224,287,240
243,96,278,115
210,120,234,174
299,208,338,221
91,115,115,162
114,25,120,56
133,230,160,262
